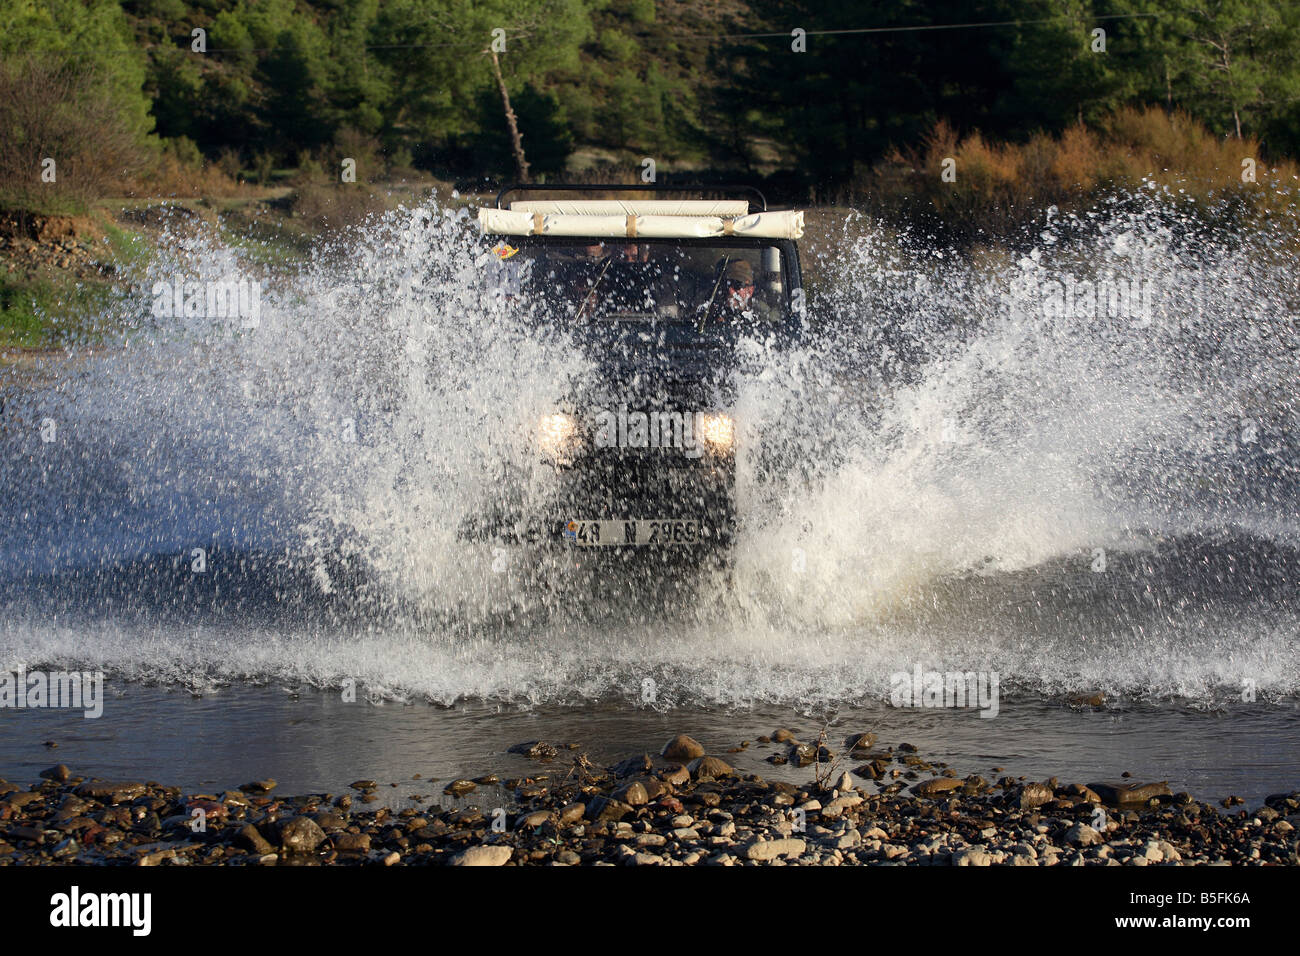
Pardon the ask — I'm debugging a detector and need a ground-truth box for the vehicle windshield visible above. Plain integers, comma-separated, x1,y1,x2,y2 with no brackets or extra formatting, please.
485,240,788,330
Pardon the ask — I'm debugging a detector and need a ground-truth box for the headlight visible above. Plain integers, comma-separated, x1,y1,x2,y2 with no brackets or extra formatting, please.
699,413,735,453
538,412,578,458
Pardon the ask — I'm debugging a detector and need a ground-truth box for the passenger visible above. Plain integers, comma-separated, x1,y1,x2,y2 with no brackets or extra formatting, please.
569,243,612,318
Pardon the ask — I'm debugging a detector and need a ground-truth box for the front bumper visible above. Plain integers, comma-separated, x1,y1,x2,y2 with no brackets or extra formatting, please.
458,451,736,556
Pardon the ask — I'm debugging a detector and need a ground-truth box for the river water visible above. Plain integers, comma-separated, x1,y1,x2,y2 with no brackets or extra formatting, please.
1,198,1297,807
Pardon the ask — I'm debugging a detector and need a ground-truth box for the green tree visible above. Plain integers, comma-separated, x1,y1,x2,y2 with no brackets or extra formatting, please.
1161,0,1300,141
0,0,153,140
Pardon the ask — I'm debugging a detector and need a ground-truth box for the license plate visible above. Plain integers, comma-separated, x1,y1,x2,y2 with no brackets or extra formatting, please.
564,519,700,547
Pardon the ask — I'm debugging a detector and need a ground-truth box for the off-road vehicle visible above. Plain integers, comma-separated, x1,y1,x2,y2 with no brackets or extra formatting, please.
462,183,806,566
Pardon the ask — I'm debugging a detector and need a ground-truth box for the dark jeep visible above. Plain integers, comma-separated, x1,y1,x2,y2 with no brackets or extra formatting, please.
461,184,806,568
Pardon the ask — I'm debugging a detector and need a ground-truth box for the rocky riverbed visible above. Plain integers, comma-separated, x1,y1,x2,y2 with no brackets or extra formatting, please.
2,732,1298,866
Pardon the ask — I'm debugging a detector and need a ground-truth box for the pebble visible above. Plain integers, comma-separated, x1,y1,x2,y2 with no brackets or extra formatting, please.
0,746,1289,868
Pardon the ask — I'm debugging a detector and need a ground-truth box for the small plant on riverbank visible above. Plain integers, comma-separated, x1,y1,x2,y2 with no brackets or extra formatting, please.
0,275,117,350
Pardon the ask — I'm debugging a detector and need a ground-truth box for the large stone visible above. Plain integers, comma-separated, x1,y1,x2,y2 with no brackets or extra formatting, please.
1062,783,1102,804
558,802,586,825
610,754,653,777
74,781,146,803
333,832,371,852
1156,840,1182,863
311,811,348,831
1019,782,1055,809
1086,781,1173,807
612,781,650,806
821,795,864,819
449,845,512,866
789,744,818,767
2,791,45,809
687,756,734,780
845,732,877,752
638,778,670,800
660,766,690,787
277,816,327,854
508,741,559,760
1065,823,1105,847
744,838,806,861
234,824,275,855
586,796,633,823
911,778,964,797
661,734,706,761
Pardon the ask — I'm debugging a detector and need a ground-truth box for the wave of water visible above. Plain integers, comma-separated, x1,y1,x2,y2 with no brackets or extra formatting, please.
0,192,1297,705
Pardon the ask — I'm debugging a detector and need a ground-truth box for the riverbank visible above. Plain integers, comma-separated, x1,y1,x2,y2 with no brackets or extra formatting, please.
3,732,1296,866
0,182,448,353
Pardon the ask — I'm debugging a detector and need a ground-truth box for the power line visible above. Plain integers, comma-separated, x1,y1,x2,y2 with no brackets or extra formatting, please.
0,12,1161,58
668,12,1160,41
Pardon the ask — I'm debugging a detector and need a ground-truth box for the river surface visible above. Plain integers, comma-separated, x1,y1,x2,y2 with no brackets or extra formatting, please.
1,199,1297,808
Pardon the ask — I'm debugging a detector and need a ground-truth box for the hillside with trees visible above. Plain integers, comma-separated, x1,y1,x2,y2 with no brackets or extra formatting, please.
3,1,1299,200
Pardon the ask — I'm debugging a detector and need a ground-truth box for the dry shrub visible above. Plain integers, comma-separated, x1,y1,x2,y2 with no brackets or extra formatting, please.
869,106,1300,241
1102,107,1293,191
0,55,149,213
1018,133,1062,193
1049,124,1103,191
956,133,1021,198
123,152,245,199
290,181,392,231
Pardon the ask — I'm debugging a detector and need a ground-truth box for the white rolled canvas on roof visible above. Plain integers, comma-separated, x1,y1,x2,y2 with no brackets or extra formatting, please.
510,199,751,217
538,214,631,237
725,210,804,239
478,206,804,240
634,215,721,238
478,208,538,235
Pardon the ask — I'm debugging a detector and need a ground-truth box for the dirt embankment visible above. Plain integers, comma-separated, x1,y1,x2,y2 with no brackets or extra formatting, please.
0,209,113,281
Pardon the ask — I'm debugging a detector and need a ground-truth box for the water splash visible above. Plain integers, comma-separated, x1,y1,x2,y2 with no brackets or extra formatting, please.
0,193,1296,706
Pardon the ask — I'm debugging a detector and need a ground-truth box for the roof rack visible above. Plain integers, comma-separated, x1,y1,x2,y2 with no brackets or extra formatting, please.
496,182,768,214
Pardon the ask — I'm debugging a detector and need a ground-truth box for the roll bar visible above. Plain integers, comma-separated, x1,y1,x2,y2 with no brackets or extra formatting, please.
495,182,768,213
